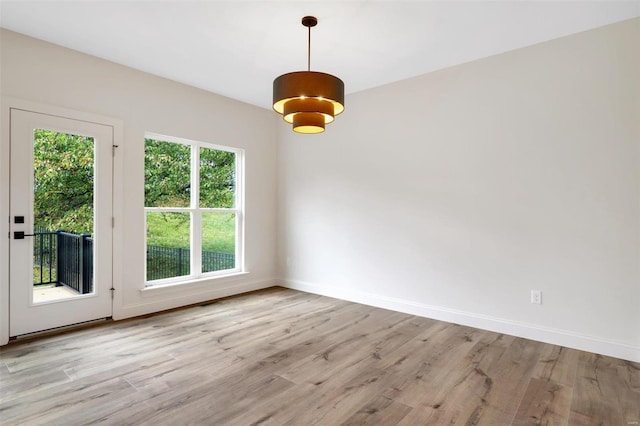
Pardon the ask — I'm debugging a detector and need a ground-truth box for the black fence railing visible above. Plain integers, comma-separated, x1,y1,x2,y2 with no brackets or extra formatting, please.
146,245,190,281
202,250,235,273
56,231,93,294
146,245,235,281
33,229,94,294
33,228,235,287
33,227,57,285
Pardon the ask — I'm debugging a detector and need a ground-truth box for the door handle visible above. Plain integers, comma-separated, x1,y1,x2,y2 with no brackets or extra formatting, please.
14,231,35,239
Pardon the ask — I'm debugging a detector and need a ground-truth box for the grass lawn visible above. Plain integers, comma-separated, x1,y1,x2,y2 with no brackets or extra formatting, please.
146,212,235,253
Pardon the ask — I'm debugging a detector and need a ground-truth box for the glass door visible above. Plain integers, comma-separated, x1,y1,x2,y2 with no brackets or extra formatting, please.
9,109,113,336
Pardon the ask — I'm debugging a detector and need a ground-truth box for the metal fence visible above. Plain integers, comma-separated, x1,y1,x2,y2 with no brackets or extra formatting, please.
146,245,235,281
56,231,93,294
33,227,57,285
33,229,235,286
202,250,235,273
33,229,93,294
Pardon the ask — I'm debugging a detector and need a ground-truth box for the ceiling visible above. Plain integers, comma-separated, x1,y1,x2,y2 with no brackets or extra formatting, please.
1,1,638,110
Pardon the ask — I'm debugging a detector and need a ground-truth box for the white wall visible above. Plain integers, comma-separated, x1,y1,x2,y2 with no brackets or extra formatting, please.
0,29,278,339
278,18,640,362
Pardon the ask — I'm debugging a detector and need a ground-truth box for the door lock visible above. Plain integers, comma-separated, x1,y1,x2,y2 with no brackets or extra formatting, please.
14,231,34,240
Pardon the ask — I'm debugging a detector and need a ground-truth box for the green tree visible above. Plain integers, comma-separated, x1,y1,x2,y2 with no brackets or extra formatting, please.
33,134,235,236
144,139,191,207
144,139,236,248
34,130,94,234
144,138,235,208
198,146,235,208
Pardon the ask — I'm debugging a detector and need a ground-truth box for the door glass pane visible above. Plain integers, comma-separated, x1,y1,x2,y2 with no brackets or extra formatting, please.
146,212,191,281
202,212,236,273
145,139,191,207
32,129,94,303
199,147,235,208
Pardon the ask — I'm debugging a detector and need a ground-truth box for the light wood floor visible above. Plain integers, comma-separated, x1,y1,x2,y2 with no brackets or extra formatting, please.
1,287,638,425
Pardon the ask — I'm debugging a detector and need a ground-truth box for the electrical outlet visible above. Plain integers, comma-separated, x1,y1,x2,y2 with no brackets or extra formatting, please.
531,290,542,305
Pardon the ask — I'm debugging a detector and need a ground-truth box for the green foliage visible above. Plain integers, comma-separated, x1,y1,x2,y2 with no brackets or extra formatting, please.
199,147,235,208
144,139,191,207
34,130,94,234
202,212,236,253
146,212,190,248
144,139,235,208
146,212,235,253
33,133,236,248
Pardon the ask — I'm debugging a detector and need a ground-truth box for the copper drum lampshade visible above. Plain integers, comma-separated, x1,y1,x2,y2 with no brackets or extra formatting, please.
273,16,345,134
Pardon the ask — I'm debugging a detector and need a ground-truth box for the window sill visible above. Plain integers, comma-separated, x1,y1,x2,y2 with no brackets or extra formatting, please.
139,271,250,297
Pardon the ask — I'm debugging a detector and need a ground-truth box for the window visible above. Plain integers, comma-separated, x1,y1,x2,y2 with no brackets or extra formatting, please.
144,133,243,285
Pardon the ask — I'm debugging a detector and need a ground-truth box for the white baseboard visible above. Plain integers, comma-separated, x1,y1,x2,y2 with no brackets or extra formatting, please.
280,279,640,363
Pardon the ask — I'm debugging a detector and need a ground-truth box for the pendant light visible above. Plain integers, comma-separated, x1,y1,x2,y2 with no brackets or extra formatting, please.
273,16,345,134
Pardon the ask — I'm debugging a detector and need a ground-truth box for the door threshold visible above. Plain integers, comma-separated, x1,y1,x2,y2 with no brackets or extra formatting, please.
9,317,113,342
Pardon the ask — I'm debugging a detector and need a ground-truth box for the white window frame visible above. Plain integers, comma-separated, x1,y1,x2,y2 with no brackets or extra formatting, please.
144,132,244,287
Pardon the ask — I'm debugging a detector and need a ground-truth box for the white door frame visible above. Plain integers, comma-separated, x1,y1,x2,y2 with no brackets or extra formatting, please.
0,97,123,345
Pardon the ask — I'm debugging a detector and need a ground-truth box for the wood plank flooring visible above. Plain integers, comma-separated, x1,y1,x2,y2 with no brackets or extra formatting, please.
1,287,638,425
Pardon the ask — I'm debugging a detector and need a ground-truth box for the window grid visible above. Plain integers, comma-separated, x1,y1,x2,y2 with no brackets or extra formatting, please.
144,133,243,286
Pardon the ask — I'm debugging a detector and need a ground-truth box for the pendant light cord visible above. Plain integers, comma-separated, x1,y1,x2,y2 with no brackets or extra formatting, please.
307,24,311,71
